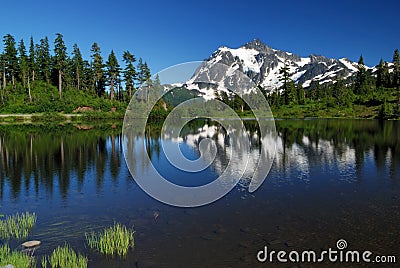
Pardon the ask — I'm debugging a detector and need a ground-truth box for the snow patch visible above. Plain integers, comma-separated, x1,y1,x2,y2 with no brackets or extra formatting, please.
303,80,312,88
291,70,307,81
297,57,311,67
339,58,358,72
219,47,260,73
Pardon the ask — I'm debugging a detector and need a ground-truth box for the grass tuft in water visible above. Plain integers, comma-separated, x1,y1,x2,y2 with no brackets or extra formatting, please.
0,212,37,240
41,256,47,268
46,244,87,268
0,244,34,268
86,222,134,257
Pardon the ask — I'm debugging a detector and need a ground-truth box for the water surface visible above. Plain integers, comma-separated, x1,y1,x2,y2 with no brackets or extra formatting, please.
0,119,399,267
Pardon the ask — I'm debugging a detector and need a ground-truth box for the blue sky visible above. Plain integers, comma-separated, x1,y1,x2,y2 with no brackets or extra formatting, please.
1,0,398,73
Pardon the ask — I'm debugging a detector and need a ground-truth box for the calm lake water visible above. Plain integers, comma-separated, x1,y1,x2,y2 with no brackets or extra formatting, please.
0,119,399,267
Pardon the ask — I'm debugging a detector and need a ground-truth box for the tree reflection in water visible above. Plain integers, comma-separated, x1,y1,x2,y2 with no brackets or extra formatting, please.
0,119,399,201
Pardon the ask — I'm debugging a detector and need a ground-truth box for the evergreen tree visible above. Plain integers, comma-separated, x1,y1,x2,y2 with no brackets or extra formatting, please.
137,58,144,84
382,61,390,88
309,80,317,100
279,58,290,90
393,48,400,111
213,86,220,100
316,81,323,100
220,90,229,104
378,100,393,119
278,58,296,105
233,93,245,112
332,79,348,105
28,36,36,82
122,50,137,98
152,74,162,102
376,59,391,89
137,58,151,85
296,83,305,104
71,43,84,90
393,49,400,89
64,57,74,89
82,60,93,91
285,80,296,105
54,33,67,98
3,34,18,87
268,90,279,106
354,55,368,95
143,62,151,82
137,58,151,103
376,59,385,88
105,50,120,100
0,53,6,91
17,39,29,89
90,42,105,96
308,80,324,101
36,37,51,84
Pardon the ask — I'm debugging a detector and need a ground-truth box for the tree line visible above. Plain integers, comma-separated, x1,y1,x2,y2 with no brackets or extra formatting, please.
0,33,152,103
1,32,399,119
214,49,400,119
275,50,399,118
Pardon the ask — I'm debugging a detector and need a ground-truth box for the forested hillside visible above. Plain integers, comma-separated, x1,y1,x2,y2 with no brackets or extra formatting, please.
0,33,151,114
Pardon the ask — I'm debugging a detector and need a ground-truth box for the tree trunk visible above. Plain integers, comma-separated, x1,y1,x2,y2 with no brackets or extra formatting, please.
28,76,32,102
32,69,35,81
58,70,62,98
117,83,120,101
76,66,80,90
128,85,132,98
146,87,150,107
110,76,114,100
2,70,5,89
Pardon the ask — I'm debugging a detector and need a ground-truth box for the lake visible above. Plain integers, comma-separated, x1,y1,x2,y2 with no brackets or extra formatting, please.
0,119,399,267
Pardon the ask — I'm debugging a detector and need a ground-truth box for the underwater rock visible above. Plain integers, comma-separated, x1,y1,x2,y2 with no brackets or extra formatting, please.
21,240,41,248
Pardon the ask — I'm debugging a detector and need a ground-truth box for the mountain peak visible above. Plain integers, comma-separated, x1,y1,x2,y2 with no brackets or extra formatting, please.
243,38,274,54
246,38,263,46
192,39,365,94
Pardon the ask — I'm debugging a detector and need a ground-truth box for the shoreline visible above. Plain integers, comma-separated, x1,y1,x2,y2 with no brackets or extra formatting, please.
0,113,82,118
0,113,398,123
0,112,124,123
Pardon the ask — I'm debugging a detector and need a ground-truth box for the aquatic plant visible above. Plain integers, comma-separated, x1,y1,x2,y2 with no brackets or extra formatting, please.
0,212,37,240
41,256,48,268
86,222,134,257
46,244,87,268
0,244,33,268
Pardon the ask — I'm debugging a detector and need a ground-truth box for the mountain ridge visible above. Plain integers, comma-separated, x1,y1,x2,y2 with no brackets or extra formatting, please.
200,38,370,91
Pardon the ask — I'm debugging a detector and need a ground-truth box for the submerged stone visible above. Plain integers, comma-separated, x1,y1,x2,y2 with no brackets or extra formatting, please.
21,240,41,248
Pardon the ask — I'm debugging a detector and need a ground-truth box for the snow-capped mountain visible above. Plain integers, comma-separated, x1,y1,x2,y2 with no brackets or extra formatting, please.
186,38,371,97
